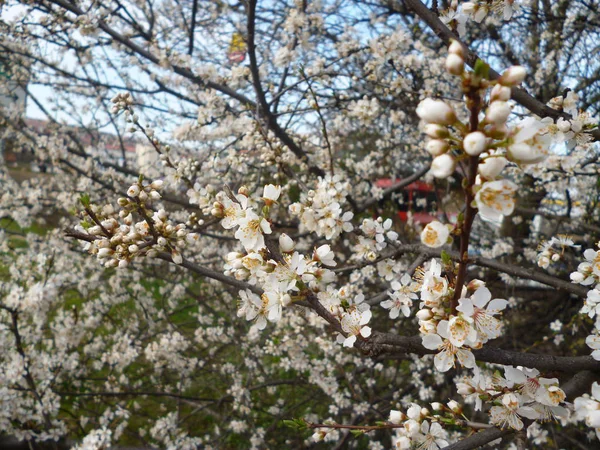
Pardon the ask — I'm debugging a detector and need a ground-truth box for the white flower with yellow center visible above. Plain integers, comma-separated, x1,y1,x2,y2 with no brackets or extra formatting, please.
456,287,508,342
421,320,476,372
234,210,272,252
506,117,552,165
474,179,518,222
420,221,450,248
338,309,372,348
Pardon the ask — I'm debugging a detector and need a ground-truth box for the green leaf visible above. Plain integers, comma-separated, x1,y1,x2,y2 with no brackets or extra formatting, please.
79,193,90,207
441,250,452,265
474,59,490,79
350,429,364,437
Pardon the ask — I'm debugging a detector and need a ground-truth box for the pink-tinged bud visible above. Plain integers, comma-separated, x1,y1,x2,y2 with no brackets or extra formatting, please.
499,66,527,86
416,98,457,125
478,156,508,179
424,124,449,139
485,101,511,125
449,40,465,58
279,233,295,252
463,131,487,156
430,153,456,178
446,53,464,76
426,139,449,156
490,84,511,102
467,279,485,291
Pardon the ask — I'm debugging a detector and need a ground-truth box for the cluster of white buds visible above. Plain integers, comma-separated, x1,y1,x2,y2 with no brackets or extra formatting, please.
416,43,547,221
79,180,197,267
110,92,134,114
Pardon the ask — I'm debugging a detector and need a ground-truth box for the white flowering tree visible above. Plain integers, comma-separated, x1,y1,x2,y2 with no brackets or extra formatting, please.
2,0,600,449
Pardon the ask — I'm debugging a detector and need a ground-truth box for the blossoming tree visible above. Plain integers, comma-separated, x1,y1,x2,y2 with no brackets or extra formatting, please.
2,0,600,449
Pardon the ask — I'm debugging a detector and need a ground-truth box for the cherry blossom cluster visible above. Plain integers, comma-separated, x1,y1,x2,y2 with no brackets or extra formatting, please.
457,366,567,431
352,217,400,261
573,382,600,440
544,91,596,150
536,234,579,269
440,1,520,37
387,403,450,449
288,174,354,240
414,260,508,372
571,243,600,361
216,183,374,347
462,0,521,22
77,179,196,267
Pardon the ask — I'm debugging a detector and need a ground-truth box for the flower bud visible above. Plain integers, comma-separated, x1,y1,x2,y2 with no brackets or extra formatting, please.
499,66,527,86
485,101,511,125
150,179,164,190
463,131,487,156
478,156,508,179
279,233,295,252
424,124,449,139
467,279,485,291
389,410,405,425
127,184,140,197
446,53,464,76
449,40,465,58
456,382,475,396
447,400,461,413
416,309,433,321
570,272,585,283
490,84,511,102
425,139,449,156
430,402,443,411
416,98,457,125
430,153,456,178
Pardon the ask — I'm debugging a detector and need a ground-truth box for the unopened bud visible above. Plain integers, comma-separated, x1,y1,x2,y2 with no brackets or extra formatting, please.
279,233,295,252
463,131,487,156
485,101,511,125
424,124,449,139
449,40,465,58
478,156,508,179
490,84,511,102
430,153,456,179
446,53,464,76
426,139,449,156
499,66,527,86
416,98,457,125
416,309,433,321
